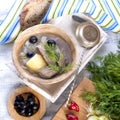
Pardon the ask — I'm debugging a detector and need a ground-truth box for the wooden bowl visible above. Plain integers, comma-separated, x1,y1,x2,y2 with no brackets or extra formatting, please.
8,86,46,120
12,24,80,85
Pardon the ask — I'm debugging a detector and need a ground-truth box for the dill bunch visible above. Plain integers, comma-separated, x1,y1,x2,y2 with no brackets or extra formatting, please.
81,41,120,120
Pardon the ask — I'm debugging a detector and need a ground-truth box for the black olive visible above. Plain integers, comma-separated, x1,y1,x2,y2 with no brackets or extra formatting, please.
47,39,56,46
15,95,24,102
20,101,27,109
29,36,38,44
18,108,26,115
32,103,39,110
24,100,29,107
27,97,35,105
14,101,21,109
25,108,33,116
14,101,19,106
27,93,34,100
26,51,35,58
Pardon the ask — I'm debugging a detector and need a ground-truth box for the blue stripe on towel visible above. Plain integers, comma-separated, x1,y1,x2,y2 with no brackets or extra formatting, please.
107,22,118,30
58,0,68,16
0,0,17,25
115,0,120,6
89,0,96,15
1,18,19,44
103,0,116,21
97,13,108,24
42,0,58,23
74,0,83,13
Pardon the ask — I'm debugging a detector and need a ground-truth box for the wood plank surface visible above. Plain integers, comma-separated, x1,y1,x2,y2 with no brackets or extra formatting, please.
52,77,95,120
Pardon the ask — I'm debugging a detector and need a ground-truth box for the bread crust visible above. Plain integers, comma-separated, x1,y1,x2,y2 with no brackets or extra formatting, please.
20,0,52,30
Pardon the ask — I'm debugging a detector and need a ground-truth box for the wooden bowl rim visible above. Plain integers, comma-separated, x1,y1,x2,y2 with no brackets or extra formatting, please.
12,24,80,84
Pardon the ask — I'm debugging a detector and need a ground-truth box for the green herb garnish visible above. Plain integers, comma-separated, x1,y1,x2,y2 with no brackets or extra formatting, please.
45,43,59,62
44,43,72,73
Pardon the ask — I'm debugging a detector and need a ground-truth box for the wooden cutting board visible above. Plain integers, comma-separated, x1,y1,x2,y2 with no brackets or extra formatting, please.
52,77,95,120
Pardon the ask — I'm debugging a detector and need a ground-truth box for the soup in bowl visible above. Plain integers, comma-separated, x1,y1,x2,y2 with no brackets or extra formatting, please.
13,24,80,85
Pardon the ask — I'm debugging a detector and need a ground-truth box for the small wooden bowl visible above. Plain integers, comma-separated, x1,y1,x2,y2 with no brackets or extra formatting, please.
12,24,80,85
8,86,46,120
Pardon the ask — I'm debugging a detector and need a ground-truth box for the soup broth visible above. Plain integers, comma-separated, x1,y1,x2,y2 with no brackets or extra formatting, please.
19,34,73,79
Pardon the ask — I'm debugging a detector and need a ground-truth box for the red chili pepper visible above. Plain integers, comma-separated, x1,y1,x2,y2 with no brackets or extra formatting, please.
68,101,79,112
66,113,78,120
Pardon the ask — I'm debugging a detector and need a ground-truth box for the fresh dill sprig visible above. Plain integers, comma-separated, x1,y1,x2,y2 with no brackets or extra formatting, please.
45,43,59,62
44,43,72,73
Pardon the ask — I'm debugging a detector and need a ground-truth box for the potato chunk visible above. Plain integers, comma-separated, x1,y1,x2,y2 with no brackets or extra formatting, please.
26,54,46,72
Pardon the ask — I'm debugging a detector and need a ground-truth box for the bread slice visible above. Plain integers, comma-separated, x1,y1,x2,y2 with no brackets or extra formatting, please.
20,0,52,30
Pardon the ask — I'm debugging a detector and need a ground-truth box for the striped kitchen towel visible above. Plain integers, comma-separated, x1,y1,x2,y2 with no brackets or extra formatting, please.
42,0,120,33
0,0,27,44
0,0,120,44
